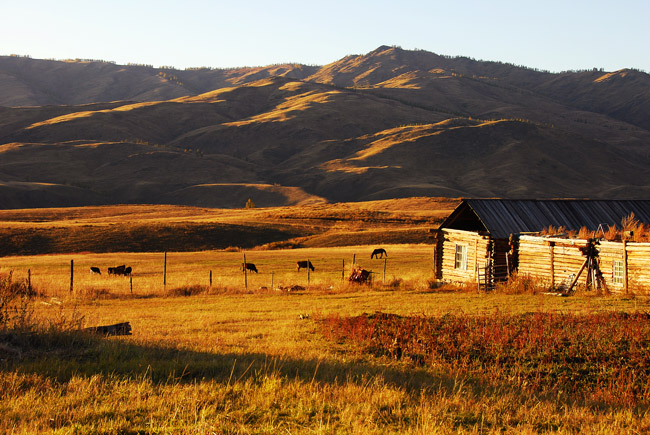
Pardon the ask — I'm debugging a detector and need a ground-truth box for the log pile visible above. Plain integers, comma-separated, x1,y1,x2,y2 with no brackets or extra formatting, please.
84,322,132,336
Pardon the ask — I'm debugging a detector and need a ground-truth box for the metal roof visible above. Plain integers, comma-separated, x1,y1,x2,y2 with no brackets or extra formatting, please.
440,199,650,239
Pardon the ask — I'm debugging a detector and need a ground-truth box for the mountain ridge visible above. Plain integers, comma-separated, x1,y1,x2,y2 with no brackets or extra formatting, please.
1,47,649,209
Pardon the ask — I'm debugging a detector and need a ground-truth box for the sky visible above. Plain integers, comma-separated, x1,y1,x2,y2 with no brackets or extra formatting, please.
2,0,649,73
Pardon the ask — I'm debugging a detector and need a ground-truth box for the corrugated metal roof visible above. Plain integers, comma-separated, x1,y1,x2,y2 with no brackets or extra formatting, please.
441,199,650,239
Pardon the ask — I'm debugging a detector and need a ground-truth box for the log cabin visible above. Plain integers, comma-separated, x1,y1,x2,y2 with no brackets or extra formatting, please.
432,199,650,290
517,235,650,293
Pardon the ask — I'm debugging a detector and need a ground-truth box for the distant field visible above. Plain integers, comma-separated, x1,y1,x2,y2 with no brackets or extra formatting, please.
0,197,458,255
0,244,436,298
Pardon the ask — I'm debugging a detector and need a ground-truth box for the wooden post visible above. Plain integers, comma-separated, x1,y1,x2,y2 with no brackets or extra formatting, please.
70,260,74,293
342,259,345,280
623,239,628,293
243,253,248,290
209,270,213,287
352,254,356,265
130,275,133,294
549,242,555,289
383,258,387,284
163,251,167,287
271,272,274,291
567,258,589,294
307,258,310,286
432,246,437,277
27,269,31,293
474,239,478,282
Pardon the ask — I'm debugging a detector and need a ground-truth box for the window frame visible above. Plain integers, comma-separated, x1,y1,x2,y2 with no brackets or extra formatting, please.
612,260,624,285
455,244,468,270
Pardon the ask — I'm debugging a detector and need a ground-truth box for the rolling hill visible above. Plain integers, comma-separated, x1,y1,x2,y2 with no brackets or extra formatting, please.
1,46,649,209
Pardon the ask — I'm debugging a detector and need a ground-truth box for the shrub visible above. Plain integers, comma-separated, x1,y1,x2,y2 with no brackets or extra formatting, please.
166,285,209,297
0,271,35,330
319,311,650,406
495,272,548,294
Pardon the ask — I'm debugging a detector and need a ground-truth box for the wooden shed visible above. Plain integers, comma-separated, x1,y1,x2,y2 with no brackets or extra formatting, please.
432,199,650,288
518,235,650,293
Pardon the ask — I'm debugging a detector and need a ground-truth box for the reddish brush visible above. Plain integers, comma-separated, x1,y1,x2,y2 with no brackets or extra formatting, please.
320,311,650,406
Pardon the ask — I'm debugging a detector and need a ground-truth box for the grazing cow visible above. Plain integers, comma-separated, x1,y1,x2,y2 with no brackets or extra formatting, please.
90,266,101,275
296,260,315,272
371,248,387,259
242,263,258,273
109,265,127,276
124,266,132,276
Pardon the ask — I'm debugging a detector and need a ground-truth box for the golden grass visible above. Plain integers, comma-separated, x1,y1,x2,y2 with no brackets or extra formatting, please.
26,102,162,129
0,245,438,299
541,213,650,242
0,199,457,256
225,90,340,126
3,265,649,433
13,201,629,432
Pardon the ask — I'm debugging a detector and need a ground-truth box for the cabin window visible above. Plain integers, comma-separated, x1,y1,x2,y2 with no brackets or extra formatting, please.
612,260,624,285
455,244,468,270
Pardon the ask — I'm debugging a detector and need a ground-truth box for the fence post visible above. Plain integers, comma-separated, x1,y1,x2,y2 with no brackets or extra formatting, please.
271,272,274,291
70,260,74,293
210,270,213,287
383,258,387,284
353,254,356,265
342,259,345,280
164,251,167,288
130,276,133,294
307,258,310,286
243,253,248,290
28,269,32,293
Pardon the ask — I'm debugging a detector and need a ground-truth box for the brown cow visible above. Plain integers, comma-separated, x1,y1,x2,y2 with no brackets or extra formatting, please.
242,263,258,273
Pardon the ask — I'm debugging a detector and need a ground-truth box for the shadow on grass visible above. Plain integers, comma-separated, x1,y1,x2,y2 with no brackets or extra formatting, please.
1,328,455,396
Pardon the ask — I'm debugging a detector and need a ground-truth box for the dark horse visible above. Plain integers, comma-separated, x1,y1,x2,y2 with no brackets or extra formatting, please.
371,248,387,259
296,261,315,272
242,263,258,273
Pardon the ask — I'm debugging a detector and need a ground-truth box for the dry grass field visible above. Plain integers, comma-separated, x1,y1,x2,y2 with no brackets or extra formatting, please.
2,200,650,433
0,244,437,298
3,243,650,433
0,198,457,256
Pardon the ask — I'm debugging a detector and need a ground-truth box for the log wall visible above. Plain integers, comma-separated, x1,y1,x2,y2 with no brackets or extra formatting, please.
439,229,491,283
518,236,650,293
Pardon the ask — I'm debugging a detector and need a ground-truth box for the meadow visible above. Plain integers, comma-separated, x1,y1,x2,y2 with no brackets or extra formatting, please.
3,243,650,433
2,200,650,433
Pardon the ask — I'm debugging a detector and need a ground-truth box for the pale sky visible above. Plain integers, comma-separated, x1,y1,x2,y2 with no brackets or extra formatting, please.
2,0,649,73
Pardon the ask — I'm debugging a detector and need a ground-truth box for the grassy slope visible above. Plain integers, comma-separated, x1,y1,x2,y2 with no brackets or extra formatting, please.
0,198,459,255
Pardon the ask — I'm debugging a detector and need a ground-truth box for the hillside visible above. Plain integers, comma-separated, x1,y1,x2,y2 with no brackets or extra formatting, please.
1,47,649,209
0,198,458,255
